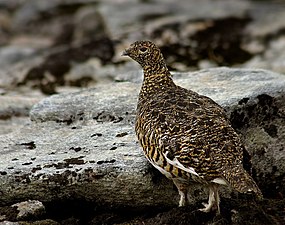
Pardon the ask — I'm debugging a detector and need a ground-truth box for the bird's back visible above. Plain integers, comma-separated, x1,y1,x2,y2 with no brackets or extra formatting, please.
136,80,262,199
123,40,262,199
137,81,239,175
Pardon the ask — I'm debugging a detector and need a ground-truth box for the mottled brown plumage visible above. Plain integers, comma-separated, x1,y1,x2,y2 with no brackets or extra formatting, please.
122,40,262,213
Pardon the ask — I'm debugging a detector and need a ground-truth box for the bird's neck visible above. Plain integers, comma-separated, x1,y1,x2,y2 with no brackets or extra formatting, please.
140,63,175,97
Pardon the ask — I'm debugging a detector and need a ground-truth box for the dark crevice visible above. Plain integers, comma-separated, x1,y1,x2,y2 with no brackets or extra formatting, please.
230,94,279,130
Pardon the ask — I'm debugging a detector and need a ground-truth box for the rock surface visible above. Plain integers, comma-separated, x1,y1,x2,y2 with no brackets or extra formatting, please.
0,95,43,135
12,200,45,220
0,68,284,216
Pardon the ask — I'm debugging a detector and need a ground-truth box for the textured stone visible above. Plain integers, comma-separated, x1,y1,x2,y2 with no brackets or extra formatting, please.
0,95,43,135
0,67,284,209
12,200,45,220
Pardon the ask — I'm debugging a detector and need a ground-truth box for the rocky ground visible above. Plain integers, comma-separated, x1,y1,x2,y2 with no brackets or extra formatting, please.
0,0,285,224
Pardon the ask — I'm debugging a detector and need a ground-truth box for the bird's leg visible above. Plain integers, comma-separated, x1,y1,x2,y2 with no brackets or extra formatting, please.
213,184,220,213
173,179,188,207
200,184,220,213
200,186,215,212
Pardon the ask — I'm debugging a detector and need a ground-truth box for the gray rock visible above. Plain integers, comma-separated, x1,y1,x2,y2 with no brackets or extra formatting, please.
242,2,285,74
0,117,30,136
98,0,249,38
65,58,119,86
0,56,43,89
0,46,36,68
12,0,56,30
0,67,284,209
0,96,40,118
11,0,98,31
12,200,45,220
0,222,20,225
245,1,285,40
73,5,109,43
243,36,285,74
0,95,43,135
0,10,11,46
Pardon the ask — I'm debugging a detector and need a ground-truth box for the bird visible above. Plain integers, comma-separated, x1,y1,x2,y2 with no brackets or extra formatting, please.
122,40,262,213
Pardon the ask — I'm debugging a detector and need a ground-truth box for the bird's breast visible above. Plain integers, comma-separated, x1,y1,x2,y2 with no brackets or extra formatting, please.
135,115,197,182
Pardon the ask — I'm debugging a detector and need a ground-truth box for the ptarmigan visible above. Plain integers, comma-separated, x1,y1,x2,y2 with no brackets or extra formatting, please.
122,40,262,213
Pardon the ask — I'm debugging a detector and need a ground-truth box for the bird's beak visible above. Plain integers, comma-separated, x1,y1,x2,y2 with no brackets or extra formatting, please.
121,49,129,56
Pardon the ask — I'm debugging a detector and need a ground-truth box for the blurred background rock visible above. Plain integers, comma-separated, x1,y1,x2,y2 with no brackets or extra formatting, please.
0,0,284,96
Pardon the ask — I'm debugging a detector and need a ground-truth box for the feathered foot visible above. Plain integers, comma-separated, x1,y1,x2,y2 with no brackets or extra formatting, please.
200,184,220,214
173,179,188,207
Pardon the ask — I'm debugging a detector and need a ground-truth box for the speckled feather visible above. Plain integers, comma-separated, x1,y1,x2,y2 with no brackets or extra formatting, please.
122,41,262,209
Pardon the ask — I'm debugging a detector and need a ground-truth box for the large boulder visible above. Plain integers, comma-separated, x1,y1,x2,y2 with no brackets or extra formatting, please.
0,67,284,211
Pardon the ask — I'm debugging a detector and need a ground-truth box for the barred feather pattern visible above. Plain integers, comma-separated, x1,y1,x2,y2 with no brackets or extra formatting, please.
122,40,263,211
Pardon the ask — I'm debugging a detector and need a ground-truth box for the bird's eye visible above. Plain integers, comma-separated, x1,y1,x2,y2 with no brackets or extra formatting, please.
139,47,148,53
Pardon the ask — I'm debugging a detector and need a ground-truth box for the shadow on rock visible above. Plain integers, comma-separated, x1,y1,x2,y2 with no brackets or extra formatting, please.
135,198,284,225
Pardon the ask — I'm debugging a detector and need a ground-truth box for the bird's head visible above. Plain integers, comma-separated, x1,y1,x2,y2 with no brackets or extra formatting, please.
122,40,165,68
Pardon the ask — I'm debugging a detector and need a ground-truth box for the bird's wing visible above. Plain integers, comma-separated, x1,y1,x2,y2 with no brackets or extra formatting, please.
147,88,244,179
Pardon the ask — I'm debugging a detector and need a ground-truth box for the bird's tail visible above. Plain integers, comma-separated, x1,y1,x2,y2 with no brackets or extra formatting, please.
221,164,263,200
